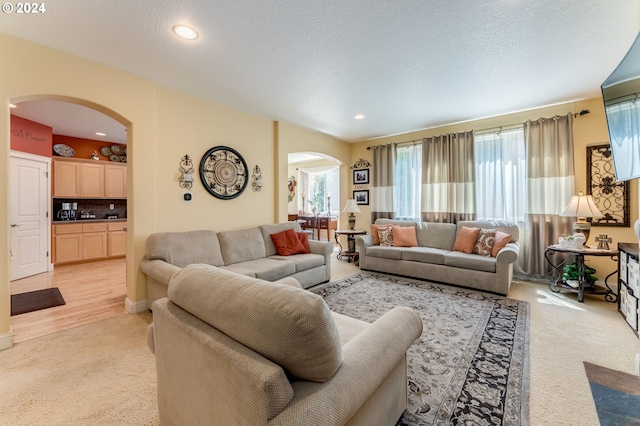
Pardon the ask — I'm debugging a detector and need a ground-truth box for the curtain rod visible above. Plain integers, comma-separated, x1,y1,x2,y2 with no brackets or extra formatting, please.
365,110,590,149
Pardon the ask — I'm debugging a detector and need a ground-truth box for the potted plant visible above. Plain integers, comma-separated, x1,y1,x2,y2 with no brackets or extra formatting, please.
562,263,597,288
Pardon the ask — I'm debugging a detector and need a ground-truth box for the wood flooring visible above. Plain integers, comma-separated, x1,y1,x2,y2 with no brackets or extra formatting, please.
10,258,127,343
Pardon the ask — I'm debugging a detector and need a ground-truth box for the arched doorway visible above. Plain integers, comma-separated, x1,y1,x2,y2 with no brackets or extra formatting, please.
287,151,342,241
8,95,132,343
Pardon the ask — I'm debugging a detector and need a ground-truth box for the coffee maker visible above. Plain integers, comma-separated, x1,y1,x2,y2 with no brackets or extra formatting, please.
57,202,72,220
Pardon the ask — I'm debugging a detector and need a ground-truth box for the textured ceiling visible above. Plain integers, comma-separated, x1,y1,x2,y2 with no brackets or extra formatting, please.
1,0,638,142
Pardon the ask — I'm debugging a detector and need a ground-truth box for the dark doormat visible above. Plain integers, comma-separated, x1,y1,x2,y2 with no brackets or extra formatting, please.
584,361,640,425
11,288,66,316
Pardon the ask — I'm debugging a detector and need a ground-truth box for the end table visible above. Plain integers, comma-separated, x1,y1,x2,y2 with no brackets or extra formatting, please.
544,244,618,303
335,229,366,264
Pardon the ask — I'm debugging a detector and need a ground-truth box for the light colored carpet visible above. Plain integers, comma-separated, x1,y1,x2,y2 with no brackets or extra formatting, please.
1,253,639,425
0,311,158,426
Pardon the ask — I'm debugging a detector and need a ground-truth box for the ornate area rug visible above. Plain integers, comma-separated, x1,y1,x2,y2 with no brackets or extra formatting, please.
313,271,530,426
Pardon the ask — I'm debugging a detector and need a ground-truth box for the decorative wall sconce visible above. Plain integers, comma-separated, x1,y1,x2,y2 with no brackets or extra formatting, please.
179,154,194,189
251,165,262,192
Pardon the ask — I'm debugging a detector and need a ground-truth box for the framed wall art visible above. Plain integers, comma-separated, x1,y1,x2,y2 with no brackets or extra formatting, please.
353,190,369,205
353,169,369,185
587,144,629,227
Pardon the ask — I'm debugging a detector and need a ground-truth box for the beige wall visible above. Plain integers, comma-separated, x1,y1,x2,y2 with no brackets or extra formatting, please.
350,98,638,281
0,34,347,349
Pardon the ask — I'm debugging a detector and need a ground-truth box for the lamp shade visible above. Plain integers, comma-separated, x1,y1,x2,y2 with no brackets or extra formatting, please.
559,192,604,218
342,199,361,213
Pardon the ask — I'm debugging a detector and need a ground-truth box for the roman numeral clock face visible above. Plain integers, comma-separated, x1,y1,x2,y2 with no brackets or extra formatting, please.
199,146,248,199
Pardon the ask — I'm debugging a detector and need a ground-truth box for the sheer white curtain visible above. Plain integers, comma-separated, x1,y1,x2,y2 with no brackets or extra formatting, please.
394,144,422,220
474,128,526,222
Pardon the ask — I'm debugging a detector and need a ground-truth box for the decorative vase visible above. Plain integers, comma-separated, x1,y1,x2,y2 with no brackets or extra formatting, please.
634,219,640,241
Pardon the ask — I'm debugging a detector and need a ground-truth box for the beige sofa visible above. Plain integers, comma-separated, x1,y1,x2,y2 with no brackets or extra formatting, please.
356,219,519,295
140,222,333,307
147,264,423,425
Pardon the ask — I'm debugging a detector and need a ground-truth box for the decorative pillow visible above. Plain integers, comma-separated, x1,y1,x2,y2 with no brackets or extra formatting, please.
296,232,310,254
270,229,306,256
370,224,383,245
392,225,418,247
473,228,496,256
168,264,342,382
491,231,513,257
378,227,394,246
452,226,481,254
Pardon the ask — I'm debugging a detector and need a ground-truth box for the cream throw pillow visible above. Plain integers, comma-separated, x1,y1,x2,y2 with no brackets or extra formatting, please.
168,264,342,382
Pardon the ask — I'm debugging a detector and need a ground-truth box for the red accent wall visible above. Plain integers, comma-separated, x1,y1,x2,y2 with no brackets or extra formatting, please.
52,135,125,161
10,115,53,157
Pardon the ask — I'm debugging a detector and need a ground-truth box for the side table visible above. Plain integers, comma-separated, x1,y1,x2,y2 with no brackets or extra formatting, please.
544,244,618,303
335,230,366,264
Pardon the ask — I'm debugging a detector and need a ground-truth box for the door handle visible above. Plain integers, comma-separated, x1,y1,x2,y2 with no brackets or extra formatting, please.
10,223,18,227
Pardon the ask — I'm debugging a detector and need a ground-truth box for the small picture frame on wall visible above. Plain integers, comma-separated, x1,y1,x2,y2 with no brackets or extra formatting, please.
353,190,369,205
353,169,369,185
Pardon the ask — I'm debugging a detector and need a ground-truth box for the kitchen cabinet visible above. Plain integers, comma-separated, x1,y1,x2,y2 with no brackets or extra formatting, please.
107,222,127,257
52,158,126,199
80,162,105,197
53,222,124,264
52,160,81,197
105,164,127,198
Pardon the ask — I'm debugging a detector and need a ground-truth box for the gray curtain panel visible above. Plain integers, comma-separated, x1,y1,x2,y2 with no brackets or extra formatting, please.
520,114,575,277
420,131,476,223
371,144,397,222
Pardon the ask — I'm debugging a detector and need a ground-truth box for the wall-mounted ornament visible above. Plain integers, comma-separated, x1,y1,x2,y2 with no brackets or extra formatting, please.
199,146,248,199
251,165,262,192
178,154,194,189
587,144,630,227
287,175,297,202
351,158,371,169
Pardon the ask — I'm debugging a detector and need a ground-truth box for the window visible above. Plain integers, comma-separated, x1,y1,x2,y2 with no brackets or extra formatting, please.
394,144,422,220
300,166,340,215
474,128,526,223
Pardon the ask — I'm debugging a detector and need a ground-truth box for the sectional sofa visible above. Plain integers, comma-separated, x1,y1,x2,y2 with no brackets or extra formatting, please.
356,219,520,295
139,222,333,307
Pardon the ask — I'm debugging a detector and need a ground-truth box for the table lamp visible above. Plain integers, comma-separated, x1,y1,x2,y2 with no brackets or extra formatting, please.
559,191,604,245
342,199,361,230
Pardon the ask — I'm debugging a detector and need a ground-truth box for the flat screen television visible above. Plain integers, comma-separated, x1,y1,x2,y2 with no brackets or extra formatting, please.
602,32,640,182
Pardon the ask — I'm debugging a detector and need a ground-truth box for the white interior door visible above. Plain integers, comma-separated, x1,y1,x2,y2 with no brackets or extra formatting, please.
10,154,50,281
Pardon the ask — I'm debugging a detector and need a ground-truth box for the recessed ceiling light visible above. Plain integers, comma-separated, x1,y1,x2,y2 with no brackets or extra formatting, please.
96,132,106,137
9,103,16,108
172,25,199,40
354,114,365,120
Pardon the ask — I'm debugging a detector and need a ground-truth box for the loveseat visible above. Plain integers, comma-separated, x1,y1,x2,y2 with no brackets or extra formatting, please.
356,219,519,295
147,264,423,425
139,222,333,307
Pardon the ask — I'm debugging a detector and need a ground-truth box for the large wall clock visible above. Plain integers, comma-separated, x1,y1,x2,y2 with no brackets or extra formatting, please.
199,146,248,200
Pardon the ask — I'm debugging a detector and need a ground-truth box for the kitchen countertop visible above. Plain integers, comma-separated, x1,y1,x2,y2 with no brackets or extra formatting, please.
52,218,127,224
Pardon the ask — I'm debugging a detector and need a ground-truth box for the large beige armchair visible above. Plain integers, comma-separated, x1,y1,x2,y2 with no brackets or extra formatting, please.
147,264,423,425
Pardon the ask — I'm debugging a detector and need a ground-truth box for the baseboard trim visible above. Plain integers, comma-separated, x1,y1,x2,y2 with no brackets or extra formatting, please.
0,328,14,351
125,297,148,314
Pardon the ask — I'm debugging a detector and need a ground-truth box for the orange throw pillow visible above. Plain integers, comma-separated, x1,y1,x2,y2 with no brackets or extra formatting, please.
452,226,481,254
491,231,512,257
296,232,310,254
392,225,418,247
270,229,306,256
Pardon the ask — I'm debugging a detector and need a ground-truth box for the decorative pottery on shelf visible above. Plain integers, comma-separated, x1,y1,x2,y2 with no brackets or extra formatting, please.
558,233,586,249
634,218,640,241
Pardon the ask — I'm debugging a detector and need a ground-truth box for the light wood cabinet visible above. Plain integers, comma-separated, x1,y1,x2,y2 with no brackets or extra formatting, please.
105,164,127,198
52,158,126,199
53,222,125,264
107,222,127,257
80,162,105,198
53,160,81,197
